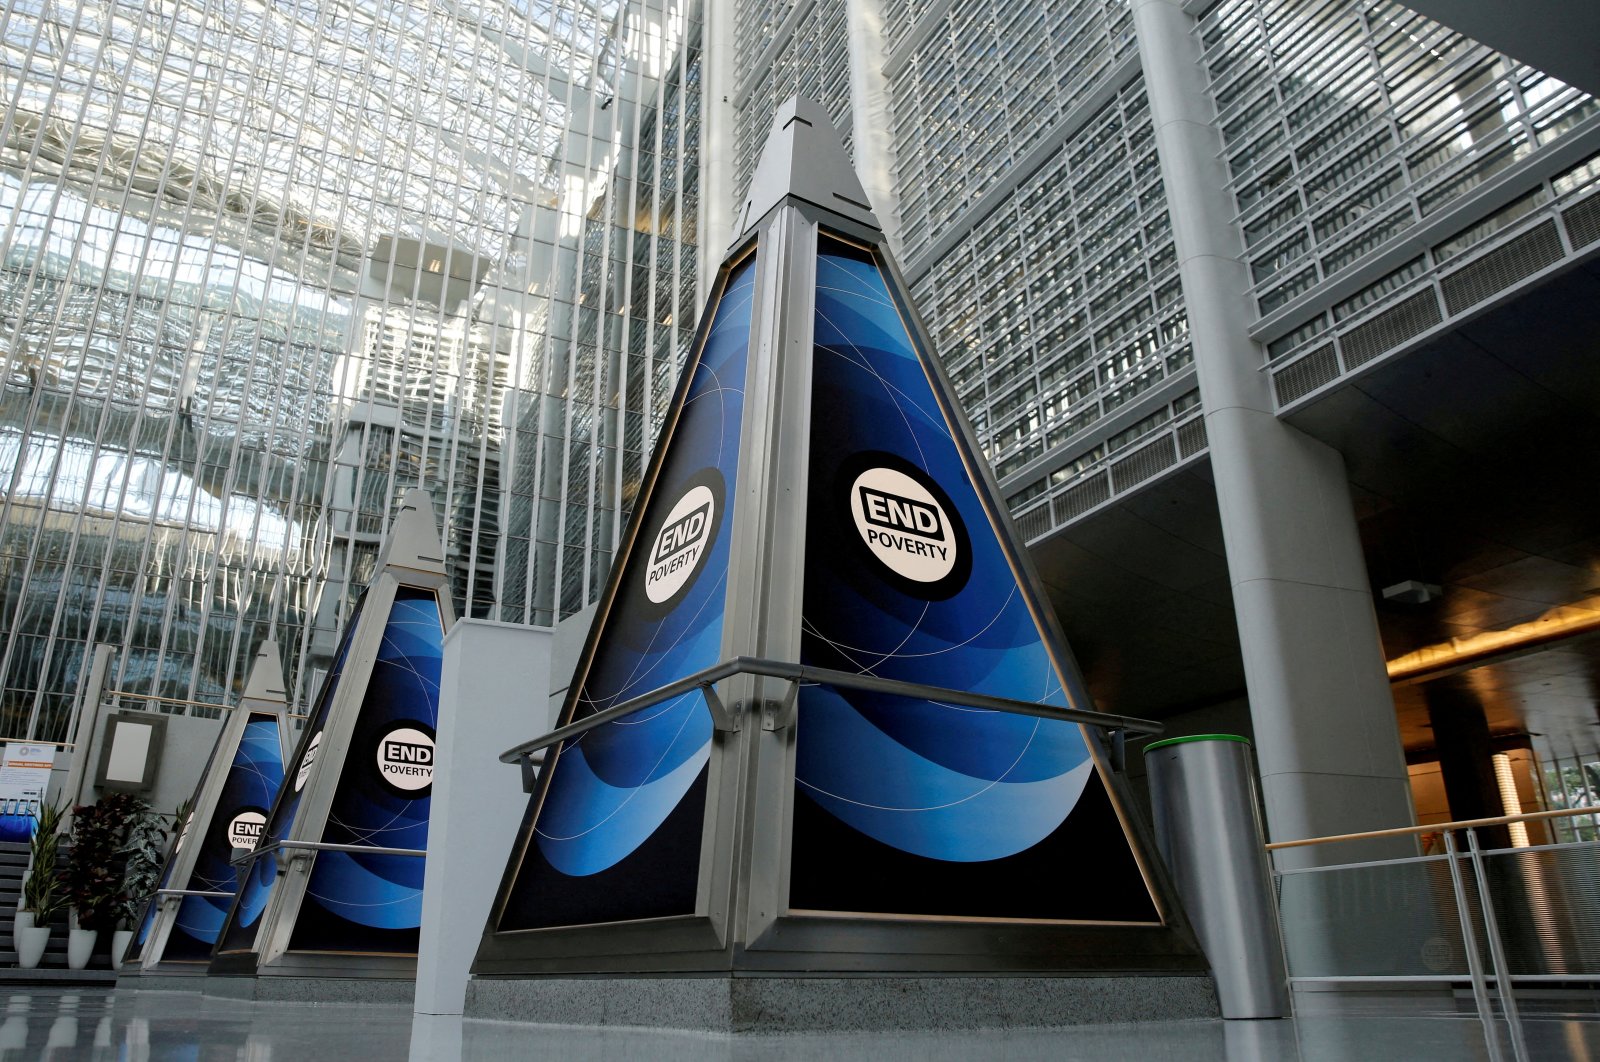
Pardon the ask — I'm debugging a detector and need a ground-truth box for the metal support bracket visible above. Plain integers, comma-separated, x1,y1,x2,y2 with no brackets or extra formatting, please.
518,750,546,794
701,682,741,732
1109,728,1126,773
275,846,313,874
761,680,800,732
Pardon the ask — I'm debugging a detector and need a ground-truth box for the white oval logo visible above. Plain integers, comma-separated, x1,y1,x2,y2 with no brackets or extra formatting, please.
226,810,267,850
376,725,435,794
173,810,194,856
850,466,958,584
294,731,323,793
644,483,717,605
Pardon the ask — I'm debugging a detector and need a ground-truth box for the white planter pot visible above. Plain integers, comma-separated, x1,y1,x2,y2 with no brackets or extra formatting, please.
66,927,96,970
16,925,50,969
110,929,133,969
12,910,33,958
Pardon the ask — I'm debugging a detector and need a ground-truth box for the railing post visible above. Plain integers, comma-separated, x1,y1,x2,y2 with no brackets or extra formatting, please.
1465,828,1529,1062
1444,829,1505,1062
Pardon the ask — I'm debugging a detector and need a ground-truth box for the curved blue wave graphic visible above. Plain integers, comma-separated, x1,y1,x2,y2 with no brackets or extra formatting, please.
799,239,1092,862
529,255,755,880
295,587,442,943
217,596,363,953
166,714,284,957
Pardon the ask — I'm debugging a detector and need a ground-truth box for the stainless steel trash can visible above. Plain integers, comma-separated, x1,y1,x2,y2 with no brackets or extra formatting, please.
1146,734,1289,1019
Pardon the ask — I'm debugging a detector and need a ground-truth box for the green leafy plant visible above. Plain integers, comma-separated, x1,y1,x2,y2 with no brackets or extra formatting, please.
21,802,67,923
65,793,142,932
170,796,193,838
116,799,166,929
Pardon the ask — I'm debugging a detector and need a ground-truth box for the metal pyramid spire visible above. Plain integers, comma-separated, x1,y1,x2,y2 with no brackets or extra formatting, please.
209,483,452,983
240,636,288,708
735,96,880,239
124,640,291,974
376,487,447,576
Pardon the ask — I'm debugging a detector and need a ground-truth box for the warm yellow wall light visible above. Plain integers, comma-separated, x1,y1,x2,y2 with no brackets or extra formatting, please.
1492,752,1531,848
1385,604,1600,685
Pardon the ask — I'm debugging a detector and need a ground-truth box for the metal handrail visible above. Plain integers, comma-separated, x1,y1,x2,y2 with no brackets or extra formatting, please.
154,888,235,899
498,654,1162,768
1264,805,1600,850
1269,812,1577,1062
234,839,427,866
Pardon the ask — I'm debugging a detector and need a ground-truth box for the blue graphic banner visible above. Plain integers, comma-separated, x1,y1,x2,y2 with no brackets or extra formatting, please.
159,714,285,960
496,251,757,931
0,813,34,844
288,585,444,953
792,234,1157,921
217,594,365,955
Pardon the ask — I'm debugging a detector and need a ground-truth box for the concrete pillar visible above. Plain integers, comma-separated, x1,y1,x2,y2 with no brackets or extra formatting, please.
1426,686,1511,847
845,0,902,257
1131,0,1414,867
59,643,115,819
699,0,738,298
414,620,554,1015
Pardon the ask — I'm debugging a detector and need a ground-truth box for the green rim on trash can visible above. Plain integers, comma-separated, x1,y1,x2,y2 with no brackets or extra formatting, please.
1143,733,1252,754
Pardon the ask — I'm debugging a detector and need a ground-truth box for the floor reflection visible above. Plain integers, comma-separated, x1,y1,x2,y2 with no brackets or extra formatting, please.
0,988,1589,1061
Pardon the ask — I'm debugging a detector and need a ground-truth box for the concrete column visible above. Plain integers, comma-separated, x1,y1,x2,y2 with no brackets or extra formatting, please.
1425,686,1511,848
415,620,553,1015
1131,0,1414,867
699,0,739,297
845,0,903,257
59,643,114,818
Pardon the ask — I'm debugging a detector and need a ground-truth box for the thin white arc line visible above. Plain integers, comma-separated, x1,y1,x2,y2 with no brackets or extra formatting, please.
794,716,1057,813
812,307,931,470
800,583,1016,664
535,704,708,844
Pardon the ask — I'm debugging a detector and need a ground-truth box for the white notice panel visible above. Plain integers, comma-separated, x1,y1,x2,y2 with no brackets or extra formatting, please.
104,721,155,784
0,743,55,819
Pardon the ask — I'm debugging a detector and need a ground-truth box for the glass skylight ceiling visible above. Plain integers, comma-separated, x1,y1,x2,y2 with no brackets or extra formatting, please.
0,0,703,737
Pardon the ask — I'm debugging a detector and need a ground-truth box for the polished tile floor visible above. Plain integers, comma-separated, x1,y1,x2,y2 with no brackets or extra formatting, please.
0,988,1593,1061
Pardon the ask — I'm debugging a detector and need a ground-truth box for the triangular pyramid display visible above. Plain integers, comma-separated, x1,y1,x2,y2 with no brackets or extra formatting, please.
790,232,1159,920
211,488,452,980
492,244,756,931
475,99,1200,978
121,638,290,974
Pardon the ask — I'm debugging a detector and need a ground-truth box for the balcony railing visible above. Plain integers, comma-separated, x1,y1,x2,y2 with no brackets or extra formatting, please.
1268,805,1600,1062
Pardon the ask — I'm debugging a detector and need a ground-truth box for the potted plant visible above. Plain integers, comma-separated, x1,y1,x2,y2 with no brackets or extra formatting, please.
64,794,138,968
16,803,65,969
112,799,165,967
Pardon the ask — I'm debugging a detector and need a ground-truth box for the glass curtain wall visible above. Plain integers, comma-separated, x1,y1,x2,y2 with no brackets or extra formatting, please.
0,0,703,739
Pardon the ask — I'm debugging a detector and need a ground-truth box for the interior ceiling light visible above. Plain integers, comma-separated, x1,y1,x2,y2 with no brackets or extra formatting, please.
1387,602,1600,684
1382,579,1441,604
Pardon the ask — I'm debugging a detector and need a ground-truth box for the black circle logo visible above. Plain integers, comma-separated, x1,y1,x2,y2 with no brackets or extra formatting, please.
374,721,436,797
637,467,725,615
838,451,972,600
294,731,322,793
226,808,268,850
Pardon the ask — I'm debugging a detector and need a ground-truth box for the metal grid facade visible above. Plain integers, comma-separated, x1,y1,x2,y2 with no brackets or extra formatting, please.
888,0,1136,263
1195,0,1600,407
6,0,1600,744
906,80,1190,493
755,0,1598,545
1201,0,1598,325
0,0,704,738
732,0,854,199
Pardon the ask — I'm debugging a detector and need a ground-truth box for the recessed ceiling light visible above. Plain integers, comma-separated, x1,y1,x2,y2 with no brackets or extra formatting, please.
1383,580,1441,605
